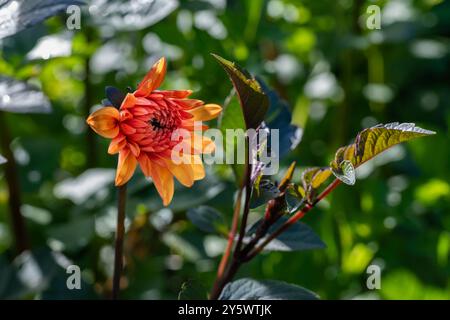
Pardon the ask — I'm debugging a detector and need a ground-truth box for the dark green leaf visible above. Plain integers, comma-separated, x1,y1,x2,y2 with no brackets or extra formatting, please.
212,54,269,129
219,278,319,300
0,77,51,113
250,180,280,209
258,78,303,158
245,216,326,251
187,206,226,234
0,0,85,40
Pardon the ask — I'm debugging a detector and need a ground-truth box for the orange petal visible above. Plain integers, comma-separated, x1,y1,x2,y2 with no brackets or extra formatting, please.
165,158,194,187
189,134,215,154
115,149,137,186
192,155,205,180
150,163,174,206
86,107,120,138
188,104,222,121
135,57,167,97
108,134,126,154
137,153,152,177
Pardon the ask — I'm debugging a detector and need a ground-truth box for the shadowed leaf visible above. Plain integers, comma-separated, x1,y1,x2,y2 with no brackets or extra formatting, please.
90,0,178,32
245,216,326,252
0,0,84,40
0,77,51,113
187,206,226,234
250,180,280,209
212,54,269,129
219,278,319,300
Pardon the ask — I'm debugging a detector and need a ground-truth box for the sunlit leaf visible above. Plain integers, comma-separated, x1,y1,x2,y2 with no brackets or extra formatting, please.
0,77,51,113
332,160,355,186
330,122,435,183
245,216,326,252
250,180,280,209
219,278,319,300
26,32,72,60
187,206,226,234
212,54,269,129
90,0,178,32
301,167,332,203
0,0,84,40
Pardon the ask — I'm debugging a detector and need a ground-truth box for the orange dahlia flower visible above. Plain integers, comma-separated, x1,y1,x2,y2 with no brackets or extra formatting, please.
86,57,222,206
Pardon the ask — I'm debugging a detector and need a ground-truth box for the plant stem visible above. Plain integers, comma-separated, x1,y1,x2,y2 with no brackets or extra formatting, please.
245,179,341,260
112,183,127,300
210,178,342,299
0,111,29,255
211,187,242,297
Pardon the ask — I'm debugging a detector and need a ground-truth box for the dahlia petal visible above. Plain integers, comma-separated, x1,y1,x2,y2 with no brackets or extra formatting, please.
189,104,222,121
150,163,174,206
108,134,126,154
137,153,152,177
192,155,205,180
86,107,120,138
120,93,137,109
135,57,167,97
157,90,192,99
165,159,194,187
128,141,140,158
121,123,137,135
115,149,137,186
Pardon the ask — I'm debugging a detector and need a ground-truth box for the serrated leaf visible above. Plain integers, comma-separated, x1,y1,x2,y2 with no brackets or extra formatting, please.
0,0,84,40
245,216,326,252
219,278,319,300
90,0,178,32
250,180,280,209
330,122,435,183
301,167,332,203
212,54,269,129
0,77,51,113
332,160,355,185
186,206,226,234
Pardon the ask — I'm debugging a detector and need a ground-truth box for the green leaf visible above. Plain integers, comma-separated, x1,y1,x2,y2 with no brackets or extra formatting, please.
219,91,246,184
0,0,85,40
186,206,226,234
250,180,280,209
331,122,435,184
301,167,332,203
0,76,51,113
258,78,303,158
212,54,269,129
219,278,319,300
245,216,326,252
47,216,95,251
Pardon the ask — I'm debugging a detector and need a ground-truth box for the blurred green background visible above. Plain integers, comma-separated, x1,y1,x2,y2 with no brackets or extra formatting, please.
0,0,449,299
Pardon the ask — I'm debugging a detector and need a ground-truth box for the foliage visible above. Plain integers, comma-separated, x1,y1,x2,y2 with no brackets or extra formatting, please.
0,0,449,300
